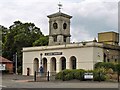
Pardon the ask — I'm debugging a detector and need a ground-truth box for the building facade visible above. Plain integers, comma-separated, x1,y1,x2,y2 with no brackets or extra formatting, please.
22,10,120,76
0,56,13,73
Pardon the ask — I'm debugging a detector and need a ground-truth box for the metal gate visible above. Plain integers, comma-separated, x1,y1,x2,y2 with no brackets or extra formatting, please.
34,71,56,82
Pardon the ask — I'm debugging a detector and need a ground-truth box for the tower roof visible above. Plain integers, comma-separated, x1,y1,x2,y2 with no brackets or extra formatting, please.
47,12,72,19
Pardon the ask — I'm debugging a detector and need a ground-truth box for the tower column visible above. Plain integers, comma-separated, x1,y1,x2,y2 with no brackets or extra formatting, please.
47,4,72,46
56,59,61,73
57,35,64,45
66,36,70,43
49,36,54,45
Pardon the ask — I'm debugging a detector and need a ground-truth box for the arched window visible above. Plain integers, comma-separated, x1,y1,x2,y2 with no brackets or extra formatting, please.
60,57,66,70
50,57,56,72
33,58,39,72
70,56,77,69
43,57,47,73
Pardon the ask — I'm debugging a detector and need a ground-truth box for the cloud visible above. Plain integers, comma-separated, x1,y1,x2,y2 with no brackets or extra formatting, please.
0,0,118,42
63,1,118,41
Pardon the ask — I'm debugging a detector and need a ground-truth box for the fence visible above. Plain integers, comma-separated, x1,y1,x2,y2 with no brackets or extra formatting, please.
33,71,120,82
34,71,56,82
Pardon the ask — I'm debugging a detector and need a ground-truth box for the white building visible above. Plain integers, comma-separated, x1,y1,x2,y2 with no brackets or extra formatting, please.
22,8,120,76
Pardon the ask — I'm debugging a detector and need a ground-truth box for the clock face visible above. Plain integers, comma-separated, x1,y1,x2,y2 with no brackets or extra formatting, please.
63,23,67,29
53,22,58,29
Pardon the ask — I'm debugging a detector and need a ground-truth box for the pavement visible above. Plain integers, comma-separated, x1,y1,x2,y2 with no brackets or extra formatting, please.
1,74,120,89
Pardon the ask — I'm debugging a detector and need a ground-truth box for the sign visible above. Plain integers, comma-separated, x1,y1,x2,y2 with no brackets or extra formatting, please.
0,64,6,71
84,73,93,79
45,52,62,56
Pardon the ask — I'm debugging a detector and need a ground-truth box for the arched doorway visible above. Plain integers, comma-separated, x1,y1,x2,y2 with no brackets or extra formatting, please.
33,58,39,72
43,57,47,73
60,57,66,70
70,56,77,69
50,57,56,72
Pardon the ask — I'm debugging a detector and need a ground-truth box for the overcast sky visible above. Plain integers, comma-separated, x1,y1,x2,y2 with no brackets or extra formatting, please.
0,0,119,42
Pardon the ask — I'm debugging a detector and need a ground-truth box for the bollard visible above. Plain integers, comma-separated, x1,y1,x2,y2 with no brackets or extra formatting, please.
98,72,101,82
118,72,120,82
34,71,36,82
62,72,65,81
47,71,50,81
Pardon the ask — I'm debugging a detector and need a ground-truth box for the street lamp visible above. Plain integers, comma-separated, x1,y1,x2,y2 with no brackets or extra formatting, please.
106,50,110,62
40,53,43,76
40,53,43,66
13,52,17,74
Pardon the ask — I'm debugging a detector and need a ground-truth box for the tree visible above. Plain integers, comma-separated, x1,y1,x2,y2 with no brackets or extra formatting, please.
33,36,48,46
0,25,8,55
0,25,8,43
2,21,48,73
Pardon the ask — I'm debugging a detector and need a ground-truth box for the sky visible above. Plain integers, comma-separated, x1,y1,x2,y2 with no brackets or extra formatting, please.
0,0,119,42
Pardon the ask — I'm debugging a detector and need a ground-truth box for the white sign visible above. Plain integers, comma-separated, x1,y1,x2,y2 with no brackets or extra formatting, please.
0,64,6,71
84,73,93,79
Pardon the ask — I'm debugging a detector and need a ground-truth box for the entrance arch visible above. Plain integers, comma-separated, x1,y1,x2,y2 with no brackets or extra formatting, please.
50,57,56,72
43,57,47,73
60,57,66,70
70,56,77,69
33,58,39,72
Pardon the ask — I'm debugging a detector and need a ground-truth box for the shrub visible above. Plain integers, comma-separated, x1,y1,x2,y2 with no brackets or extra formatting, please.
115,64,120,73
55,69,85,81
74,69,85,80
55,71,63,80
55,68,107,81
93,68,106,81
64,72,74,81
17,66,22,74
2,70,9,74
94,62,115,71
55,69,74,80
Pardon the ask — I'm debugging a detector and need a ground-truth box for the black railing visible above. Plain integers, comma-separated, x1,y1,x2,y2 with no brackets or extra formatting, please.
34,71,56,82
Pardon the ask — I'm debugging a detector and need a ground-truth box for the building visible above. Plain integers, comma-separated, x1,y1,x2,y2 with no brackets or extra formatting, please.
22,7,120,76
0,56,13,73
98,32,119,45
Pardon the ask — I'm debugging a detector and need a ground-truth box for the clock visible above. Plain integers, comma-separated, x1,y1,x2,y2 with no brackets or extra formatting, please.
53,22,58,29
63,23,67,29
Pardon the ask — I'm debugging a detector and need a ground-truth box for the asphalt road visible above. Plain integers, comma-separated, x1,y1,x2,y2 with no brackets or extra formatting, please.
1,74,120,89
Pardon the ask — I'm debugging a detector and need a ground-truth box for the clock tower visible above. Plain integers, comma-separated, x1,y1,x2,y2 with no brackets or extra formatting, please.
47,4,72,45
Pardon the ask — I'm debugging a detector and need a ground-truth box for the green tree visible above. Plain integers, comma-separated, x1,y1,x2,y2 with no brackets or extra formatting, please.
0,25,8,55
2,21,48,72
33,36,48,46
0,25,8,46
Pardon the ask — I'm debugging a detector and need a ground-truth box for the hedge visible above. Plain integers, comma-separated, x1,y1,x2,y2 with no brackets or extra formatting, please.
55,69,106,81
94,62,115,71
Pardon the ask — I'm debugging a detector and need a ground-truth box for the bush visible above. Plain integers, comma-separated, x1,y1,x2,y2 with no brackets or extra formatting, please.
74,69,85,80
2,70,9,74
55,69,85,81
60,69,74,81
115,64,120,73
55,69,106,81
17,66,22,74
94,62,115,71
93,68,106,81
55,71,63,80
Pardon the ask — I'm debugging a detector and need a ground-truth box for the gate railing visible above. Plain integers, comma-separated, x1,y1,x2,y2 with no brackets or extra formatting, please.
34,71,56,82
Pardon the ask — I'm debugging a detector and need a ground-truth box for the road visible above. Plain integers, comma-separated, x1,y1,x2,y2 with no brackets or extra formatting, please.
1,74,120,90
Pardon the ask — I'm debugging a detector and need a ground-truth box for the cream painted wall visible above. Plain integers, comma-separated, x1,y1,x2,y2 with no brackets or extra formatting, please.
22,45,103,75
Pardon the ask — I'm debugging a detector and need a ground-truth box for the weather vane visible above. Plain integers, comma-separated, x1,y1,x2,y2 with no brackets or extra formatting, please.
58,2,62,12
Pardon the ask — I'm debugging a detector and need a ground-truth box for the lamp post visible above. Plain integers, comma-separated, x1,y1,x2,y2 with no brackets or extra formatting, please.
40,53,43,76
15,52,17,74
40,53,43,66
13,52,17,74
106,50,109,62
